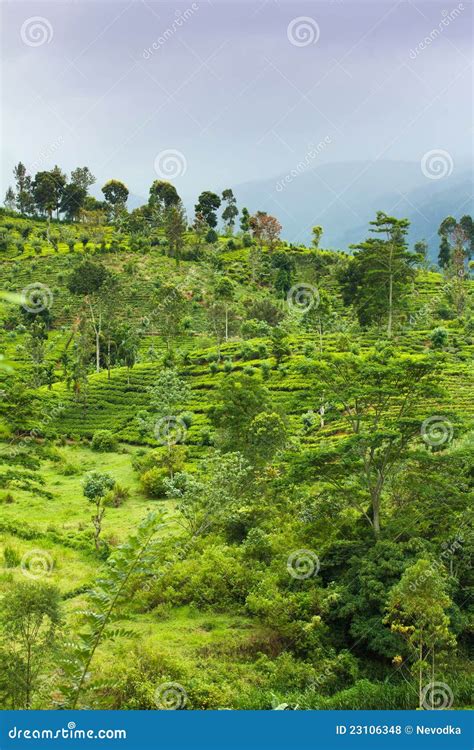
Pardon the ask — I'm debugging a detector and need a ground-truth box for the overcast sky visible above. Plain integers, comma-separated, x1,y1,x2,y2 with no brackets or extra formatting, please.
1,0,472,202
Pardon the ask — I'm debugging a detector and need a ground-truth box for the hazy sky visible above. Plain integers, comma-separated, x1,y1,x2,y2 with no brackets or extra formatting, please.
1,0,472,203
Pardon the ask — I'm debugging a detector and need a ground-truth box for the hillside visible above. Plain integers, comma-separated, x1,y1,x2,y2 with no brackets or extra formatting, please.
0,208,473,712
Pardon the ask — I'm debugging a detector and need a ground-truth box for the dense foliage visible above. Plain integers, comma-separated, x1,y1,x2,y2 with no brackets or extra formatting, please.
0,168,473,710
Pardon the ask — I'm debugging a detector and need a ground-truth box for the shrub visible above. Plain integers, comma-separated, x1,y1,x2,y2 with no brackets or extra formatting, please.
140,467,168,498
430,327,448,349
92,429,118,452
104,483,131,507
3,545,20,568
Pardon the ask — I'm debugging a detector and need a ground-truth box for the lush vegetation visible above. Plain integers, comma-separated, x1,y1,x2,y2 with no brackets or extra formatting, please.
0,162,473,711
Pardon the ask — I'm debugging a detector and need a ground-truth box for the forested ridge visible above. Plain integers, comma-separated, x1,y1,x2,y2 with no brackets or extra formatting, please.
0,162,472,711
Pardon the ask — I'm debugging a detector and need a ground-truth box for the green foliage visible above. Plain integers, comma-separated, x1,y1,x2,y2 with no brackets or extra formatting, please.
92,429,118,452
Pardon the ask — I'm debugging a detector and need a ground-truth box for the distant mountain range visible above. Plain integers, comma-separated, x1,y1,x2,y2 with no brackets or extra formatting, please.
230,160,473,260
129,159,473,262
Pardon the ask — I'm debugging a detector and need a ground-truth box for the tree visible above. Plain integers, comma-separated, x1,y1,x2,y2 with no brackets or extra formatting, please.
101,180,129,225
153,284,187,352
13,162,34,216
165,452,253,536
70,166,96,193
1,582,61,708
312,225,323,249
246,411,287,467
341,212,417,336
136,369,190,450
437,216,472,314
164,201,187,264
240,207,250,233
60,183,87,222
221,188,239,233
250,211,282,251
270,326,291,365
385,559,455,708
23,318,49,387
214,275,235,341
149,180,180,227
82,471,116,550
210,373,270,453
298,348,443,538
32,167,66,232
194,191,221,229
4,186,16,211
67,260,112,373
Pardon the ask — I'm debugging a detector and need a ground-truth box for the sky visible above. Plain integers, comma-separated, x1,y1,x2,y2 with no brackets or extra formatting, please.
1,0,472,204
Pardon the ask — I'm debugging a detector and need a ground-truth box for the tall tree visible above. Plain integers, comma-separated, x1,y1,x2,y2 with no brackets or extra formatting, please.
13,162,34,216
194,191,221,229
67,260,113,373
221,188,238,234
240,206,250,233
4,186,16,211
213,275,235,341
164,201,187,265
297,348,443,537
385,559,456,708
148,180,180,227
101,179,129,225
1,583,61,709
249,211,282,251
70,166,96,193
341,212,417,336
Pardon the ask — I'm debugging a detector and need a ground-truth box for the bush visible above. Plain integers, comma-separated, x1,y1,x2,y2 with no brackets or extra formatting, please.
3,545,20,568
140,467,168,498
92,429,118,452
104,483,131,507
430,327,448,348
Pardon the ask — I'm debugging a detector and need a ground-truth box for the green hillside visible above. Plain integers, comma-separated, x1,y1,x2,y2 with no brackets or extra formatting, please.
0,207,473,711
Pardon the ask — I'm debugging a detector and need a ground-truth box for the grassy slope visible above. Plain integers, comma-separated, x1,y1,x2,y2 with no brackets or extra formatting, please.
1,213,473,708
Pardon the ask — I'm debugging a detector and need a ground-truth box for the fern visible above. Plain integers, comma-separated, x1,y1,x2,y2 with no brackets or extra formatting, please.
60,511,166,708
